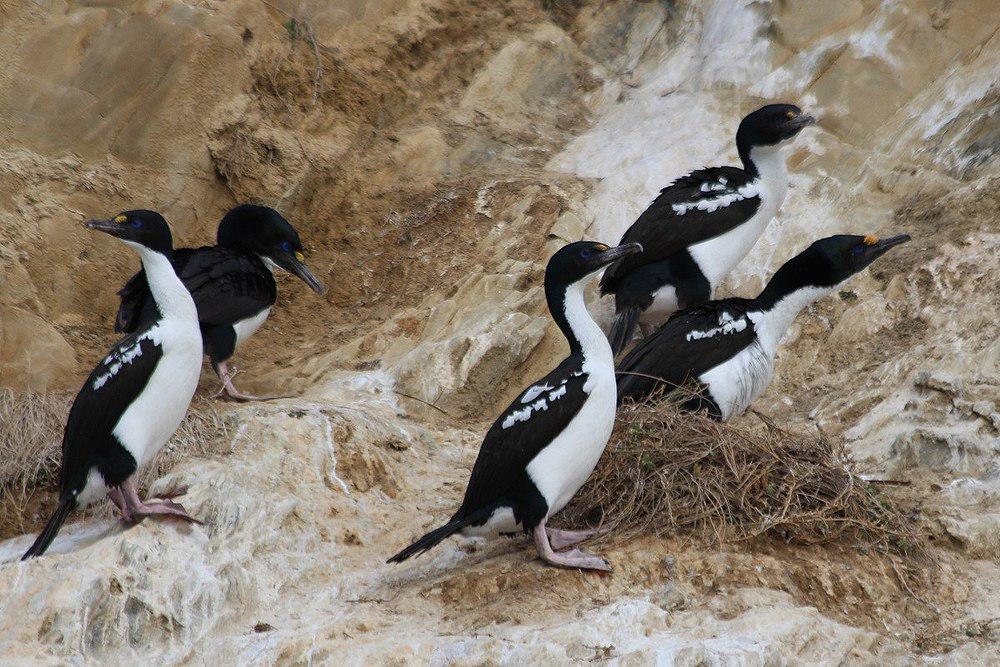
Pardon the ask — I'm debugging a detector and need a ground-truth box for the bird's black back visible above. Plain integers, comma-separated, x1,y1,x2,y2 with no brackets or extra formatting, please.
600,167,760,294
61,328,163,493
616,298,758,404
456,356,590,518
115,247,277,332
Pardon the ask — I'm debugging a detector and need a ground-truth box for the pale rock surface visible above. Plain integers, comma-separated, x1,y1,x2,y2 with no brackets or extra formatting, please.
460,24,586,131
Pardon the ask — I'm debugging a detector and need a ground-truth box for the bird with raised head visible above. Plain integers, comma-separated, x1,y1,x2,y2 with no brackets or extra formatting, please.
601,103,816,354
388,240,643,572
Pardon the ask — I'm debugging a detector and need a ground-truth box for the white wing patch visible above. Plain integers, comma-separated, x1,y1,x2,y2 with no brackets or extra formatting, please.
502,406,533,429
521,383,554,403
502,373,584,429
93,327,162,390
685,311,749,342
672,180,758,216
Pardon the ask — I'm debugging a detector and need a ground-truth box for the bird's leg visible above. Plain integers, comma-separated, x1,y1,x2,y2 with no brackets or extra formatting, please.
212,360,290,402
213,360,252,402
533,521,611,572
121,478,203,524
107,487,133,523
545,525,609,550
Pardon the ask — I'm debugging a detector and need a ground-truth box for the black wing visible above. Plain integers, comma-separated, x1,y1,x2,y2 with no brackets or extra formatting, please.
114,247,276,331
115,271,151,333
115,248,199,333
457,357,590,516
178,248,277,325
61,328,163,492
600,167,761,293
616,298,758,402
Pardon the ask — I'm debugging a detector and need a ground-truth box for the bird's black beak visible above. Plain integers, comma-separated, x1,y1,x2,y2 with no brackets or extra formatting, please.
594,242,643,269
859,233,911,267
85,217,129,239
271,250,325,295
789,113,816,130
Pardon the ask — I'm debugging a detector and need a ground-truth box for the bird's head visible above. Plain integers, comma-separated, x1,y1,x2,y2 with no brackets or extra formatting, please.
736,103,816,150
217,204,325,294
545,241,643,290
808,233,911,285
85,210,173,255
774,233,912,294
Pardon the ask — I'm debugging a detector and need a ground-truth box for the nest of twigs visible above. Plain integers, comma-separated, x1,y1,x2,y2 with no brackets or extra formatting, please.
561,396,919,555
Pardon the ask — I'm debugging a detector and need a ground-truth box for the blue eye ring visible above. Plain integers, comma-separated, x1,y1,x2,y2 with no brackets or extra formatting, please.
130,219,142,229
580,249,593,259
281,241,292,253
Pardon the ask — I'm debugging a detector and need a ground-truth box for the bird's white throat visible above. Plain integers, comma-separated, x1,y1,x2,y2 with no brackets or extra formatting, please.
747,143,790,192
752,285,831,354
562,279,613,368
125,242,198,324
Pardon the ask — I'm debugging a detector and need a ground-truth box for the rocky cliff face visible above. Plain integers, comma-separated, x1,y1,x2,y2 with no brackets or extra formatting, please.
0,0,997,663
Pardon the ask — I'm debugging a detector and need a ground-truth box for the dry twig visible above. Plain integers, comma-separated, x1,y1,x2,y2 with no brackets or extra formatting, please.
560,395,920,556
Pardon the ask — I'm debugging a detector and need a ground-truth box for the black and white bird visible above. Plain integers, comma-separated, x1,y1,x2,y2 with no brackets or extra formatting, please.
616,234,911,419
23,211,204,560
388,240,643,572
115,204,324,401
601,103,816,354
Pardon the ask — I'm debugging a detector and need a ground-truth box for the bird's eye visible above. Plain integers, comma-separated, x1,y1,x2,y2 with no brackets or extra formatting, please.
851,245,865,256
786,110,797,119
281,241,292,253
130,219,143,229
579,249,592,259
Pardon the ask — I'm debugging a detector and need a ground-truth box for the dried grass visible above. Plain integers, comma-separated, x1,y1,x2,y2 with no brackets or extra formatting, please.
0,389,70,514
0,389,234,537
561,396,920,556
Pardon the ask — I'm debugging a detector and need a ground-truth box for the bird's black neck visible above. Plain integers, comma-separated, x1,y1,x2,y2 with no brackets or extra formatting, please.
546,279,611,364
751,250,833,350
736,138,788,184
735,121,760,178
755,248,825,309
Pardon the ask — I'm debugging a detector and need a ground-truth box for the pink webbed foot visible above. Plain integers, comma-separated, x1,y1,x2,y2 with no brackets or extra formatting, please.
533,523,611,573
546,526,609,550
115,479,204,525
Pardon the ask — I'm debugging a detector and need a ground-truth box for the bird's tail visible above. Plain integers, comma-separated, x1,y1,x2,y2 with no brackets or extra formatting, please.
387,506,501,564
22,493,77,560
387,519,466,564
608,307,640,356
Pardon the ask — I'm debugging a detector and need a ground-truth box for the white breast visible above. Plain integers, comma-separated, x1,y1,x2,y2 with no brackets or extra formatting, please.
524,279,618,516
112,318,203,468
233,307,272,347
640,284,679,326
689,149,789,290
698,338,773,421
526,360,617,517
